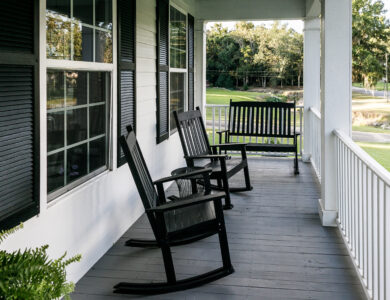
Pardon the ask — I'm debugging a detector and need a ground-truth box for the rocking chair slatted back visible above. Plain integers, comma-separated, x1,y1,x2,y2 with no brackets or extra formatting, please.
119,129,158,210
174,108,211,157
229,101,296,138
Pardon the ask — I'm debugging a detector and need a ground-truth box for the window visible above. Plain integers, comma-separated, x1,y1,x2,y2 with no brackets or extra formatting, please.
47,71,110,197
169,6,187,132
46,0,113,200
46,0,113,63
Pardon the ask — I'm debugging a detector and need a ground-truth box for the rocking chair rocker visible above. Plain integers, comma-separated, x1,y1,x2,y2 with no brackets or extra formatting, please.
114,126,234,294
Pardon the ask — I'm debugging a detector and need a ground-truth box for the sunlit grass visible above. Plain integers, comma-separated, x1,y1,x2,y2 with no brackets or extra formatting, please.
357,142,390,172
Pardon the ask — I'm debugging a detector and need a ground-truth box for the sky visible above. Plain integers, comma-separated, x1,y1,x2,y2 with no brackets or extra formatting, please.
207,0,390,34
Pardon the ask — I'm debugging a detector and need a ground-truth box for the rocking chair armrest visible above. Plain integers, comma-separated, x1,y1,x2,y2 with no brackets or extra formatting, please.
147,192,225,213
153,168,212,184
211,143,247,151
184,154,229,160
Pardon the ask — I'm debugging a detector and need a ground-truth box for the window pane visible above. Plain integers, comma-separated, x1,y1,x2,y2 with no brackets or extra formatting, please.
90,105,106,137
170,6,186,69
67,108,87,145
95,30,113,63
96,0,112,29
46,14,72,60
73,0,93,25
66,71,87,106
47,71,64,109
46,0,112,62
47,112,64,151
90,72,107,103
170,73,185,130
90,137,106,171
47,0,70,17
67,144,88,183
74,25,93,62
47,71,110,197
47,152,65,193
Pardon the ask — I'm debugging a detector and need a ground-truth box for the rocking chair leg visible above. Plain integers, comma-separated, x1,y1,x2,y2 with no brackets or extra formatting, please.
161,243,177,283
221,175,233,210
220,159,233,210
294,150,300,175
243,165,253,191
214,200,234,272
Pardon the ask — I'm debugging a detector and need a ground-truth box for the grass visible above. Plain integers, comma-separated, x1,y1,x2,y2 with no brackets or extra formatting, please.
353,82,389,92
206,87,266,105
352,92,384,101
352,125,390,134
356,142,390,172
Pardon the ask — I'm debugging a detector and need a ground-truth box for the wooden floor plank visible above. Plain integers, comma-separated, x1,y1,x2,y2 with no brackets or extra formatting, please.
72,158,365,299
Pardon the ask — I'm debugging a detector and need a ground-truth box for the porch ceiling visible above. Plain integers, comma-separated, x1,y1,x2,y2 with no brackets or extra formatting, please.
196,0,320,22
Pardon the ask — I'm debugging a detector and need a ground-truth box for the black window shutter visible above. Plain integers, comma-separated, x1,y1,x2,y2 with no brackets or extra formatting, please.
0,0,40,230
118,0,136,166
156,0,170,144
188,14,195,111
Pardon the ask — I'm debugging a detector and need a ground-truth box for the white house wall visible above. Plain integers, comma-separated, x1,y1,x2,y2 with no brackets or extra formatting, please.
0,0,197,284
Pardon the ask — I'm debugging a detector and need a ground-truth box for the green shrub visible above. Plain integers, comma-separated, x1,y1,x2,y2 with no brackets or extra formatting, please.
265,96,286,103
215,73,235,89
243,84,249,91
0,224,81,300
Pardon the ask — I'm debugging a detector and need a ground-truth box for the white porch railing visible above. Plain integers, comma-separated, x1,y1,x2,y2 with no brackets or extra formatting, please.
335,129,390,300
205,104,304,156
309,107,321,181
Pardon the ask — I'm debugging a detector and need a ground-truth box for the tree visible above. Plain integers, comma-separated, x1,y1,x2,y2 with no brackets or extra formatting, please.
206,22,303,89
352,0,390,88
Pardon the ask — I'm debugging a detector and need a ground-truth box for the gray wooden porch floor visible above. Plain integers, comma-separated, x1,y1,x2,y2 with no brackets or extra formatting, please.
72,158,365,299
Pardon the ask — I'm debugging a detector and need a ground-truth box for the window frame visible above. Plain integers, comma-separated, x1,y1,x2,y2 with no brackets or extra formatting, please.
168,3,188,134
43,0,115,203
46,70,111,201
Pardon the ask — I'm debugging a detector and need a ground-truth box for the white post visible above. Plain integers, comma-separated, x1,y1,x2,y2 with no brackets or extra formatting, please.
319,0,352,226
194,19,207,119
302,17,321,162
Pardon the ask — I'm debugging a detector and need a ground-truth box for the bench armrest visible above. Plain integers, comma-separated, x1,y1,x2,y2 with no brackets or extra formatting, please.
153,168,212,184
147,192,225,213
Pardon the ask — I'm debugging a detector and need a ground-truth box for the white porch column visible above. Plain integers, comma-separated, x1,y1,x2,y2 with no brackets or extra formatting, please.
194,19,207,118
302,17,321,162
319,0,352,226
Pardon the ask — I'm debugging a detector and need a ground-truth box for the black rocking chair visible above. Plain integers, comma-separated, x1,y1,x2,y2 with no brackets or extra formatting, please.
114,126,234,294
174,108,253,210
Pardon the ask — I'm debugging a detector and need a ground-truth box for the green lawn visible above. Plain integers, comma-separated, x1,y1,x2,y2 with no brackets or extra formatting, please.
357,142,390,172
206,87,266,105
352,125,390,134
352,92,384,100
353,82,388,92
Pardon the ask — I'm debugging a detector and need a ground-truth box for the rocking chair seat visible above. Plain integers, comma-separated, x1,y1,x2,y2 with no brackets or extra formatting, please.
164,199,215,233
203,158,247,176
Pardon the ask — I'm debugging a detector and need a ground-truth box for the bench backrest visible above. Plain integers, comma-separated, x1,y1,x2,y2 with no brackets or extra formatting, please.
228,100,296,138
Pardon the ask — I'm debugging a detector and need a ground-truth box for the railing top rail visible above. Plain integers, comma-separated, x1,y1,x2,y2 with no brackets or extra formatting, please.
334,129,390,186
309,106,321,119
206,103,304,108
205,104,229,107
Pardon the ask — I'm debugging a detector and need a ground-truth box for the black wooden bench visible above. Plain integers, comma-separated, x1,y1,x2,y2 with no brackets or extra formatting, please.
217,100,300,174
